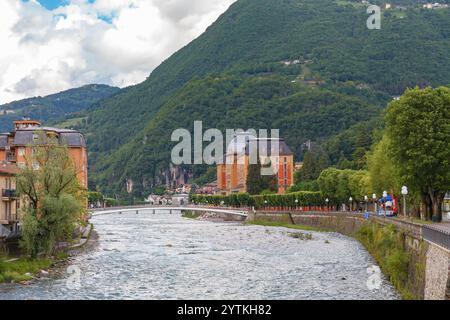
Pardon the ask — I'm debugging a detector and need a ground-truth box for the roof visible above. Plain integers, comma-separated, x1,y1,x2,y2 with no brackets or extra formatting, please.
218,138,293,164
12,129,86,148
0,135,8,149
59,132,87,148
245,138,293,156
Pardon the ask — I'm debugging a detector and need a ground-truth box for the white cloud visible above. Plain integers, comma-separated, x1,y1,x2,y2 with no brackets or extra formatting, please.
0,0,236,104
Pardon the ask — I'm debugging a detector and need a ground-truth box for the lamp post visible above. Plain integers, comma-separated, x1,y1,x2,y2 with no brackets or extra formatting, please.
383,191,388,218
401,186,408,219
295,199,299,210
264,200,268,210
364,195,368,212
372,194,377,215
325,198,329,212
349,197,353,212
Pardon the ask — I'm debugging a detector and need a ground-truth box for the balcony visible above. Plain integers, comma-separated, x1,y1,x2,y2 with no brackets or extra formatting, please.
6,153,16,162
2,189,17,200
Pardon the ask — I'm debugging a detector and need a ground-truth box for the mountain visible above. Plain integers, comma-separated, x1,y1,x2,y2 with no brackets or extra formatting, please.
70,0,450,198
0,84,120,132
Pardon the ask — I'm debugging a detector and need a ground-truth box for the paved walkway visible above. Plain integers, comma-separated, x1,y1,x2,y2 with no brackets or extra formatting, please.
429,222,450,234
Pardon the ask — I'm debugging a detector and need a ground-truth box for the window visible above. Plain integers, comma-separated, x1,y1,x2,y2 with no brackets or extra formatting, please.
18,147,25,156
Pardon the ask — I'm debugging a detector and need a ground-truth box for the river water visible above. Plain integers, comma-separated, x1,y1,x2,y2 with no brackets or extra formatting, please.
0,211,399,300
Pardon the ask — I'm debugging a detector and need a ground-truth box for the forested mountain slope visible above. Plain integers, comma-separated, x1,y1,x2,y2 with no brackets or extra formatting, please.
71,0,449,197
0,84,119,132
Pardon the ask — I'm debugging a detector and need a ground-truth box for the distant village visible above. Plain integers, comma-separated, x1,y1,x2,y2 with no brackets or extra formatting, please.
359,1,449,10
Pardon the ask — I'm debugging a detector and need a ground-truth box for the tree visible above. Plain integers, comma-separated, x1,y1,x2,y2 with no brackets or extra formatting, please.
296,149,330,183
385,87,450,221
367,134,402,196
318,168,370,208
16,136,86,258
246,157,278,195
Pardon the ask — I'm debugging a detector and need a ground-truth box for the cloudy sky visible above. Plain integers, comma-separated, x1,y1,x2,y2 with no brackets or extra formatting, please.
0,0,236,104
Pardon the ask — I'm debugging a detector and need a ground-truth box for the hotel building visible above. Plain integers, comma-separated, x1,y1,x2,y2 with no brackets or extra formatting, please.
217,134,294,195
0,120,88,238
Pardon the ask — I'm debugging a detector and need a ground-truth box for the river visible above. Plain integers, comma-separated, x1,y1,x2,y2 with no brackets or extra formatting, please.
0,211,399,300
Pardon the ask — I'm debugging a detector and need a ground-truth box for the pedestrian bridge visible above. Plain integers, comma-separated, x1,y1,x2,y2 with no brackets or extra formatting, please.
90,206,248,220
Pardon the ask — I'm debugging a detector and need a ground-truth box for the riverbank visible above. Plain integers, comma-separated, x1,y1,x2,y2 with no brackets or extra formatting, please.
246,219,324,232
0,223,97,285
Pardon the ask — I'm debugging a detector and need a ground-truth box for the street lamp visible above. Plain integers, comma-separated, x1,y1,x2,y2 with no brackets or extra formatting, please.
295,199,299,208
372,194,377,215
364,195,368,212
349,197,353,212
325,198,329,212
401,186,408,219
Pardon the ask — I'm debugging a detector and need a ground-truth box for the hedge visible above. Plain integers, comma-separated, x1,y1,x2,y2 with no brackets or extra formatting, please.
189,191,325,209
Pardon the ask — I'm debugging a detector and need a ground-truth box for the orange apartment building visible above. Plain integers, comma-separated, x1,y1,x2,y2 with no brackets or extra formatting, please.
0,120,88,238
217,137,294,195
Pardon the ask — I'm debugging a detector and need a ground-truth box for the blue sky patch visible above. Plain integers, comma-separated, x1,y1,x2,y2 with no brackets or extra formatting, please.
36,0,96,10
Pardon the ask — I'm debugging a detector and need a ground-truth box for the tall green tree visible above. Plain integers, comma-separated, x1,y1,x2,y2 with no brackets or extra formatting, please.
296,149,330,183
17,136,86,258
367,134,402,196
385,87,450,221
246,157,278,195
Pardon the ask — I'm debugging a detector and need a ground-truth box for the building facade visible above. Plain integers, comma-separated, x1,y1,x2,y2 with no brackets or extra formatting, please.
0,164,19,237
217,136,294,195
444,192,450,221
0,120,88,235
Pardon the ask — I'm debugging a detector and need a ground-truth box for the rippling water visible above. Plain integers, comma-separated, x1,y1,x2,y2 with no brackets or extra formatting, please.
0,211,399,300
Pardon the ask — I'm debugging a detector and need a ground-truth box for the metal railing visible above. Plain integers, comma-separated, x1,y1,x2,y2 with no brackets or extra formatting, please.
423,225,450,251
2,189,17,198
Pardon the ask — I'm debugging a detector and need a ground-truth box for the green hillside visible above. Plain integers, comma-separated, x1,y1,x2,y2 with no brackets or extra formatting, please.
73,0,450,198
0,84,120,132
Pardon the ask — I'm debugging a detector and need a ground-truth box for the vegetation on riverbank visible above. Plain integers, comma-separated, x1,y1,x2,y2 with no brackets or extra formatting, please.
355,222,414,299
0,224,95,285
246,219,324,232
190,191,324,209
181,211,203,219
0,257,52,284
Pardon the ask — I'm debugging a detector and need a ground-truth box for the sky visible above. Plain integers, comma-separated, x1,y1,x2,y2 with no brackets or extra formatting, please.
0,0,236,104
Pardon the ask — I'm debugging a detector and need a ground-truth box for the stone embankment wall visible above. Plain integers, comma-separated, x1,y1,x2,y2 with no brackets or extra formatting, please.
246,211,450,300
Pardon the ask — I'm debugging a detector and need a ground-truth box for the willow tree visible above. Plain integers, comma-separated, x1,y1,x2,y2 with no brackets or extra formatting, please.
16,135,86,258
385,87,450,222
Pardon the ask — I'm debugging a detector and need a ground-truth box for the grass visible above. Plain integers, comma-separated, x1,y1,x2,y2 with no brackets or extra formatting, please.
0,224,94,284
182,211,203,219
246,220,324,232
0,257,53,284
